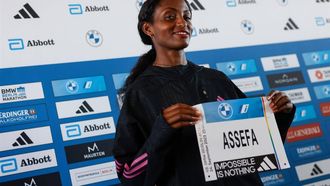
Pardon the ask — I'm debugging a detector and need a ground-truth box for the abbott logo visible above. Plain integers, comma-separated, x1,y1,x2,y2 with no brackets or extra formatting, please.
311,164,323,176
257,156,277,172
24,178,37,186
65,124,81,138
226,0,237,7
8,39,24,51
284,18,299,30
68,4,83,15
14,3,40,19
76,101,94,114
12,132,33,147
188,0,205,10
0,158,18,173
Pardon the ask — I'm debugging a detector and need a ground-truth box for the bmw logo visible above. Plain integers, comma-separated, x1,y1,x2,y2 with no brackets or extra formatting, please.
324,87,330,95
86,30,103,47
312,53,320,63
66,80,79,93
136,0,144,10
241,20,254,35
227,64,236,72
218,103,233,119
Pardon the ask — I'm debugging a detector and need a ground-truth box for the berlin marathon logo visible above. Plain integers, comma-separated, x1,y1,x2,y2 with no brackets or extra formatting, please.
1,86,26,101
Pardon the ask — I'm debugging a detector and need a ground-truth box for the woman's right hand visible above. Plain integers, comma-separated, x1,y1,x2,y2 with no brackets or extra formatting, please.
162,103,202,128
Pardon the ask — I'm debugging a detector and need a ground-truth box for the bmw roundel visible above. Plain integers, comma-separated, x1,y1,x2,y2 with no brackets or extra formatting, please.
217,103,233,119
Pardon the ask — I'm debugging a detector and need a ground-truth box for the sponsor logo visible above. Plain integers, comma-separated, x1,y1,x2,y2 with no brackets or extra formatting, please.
14,3,40,19
56,96,111,119
52,76,106,97
68,3,110,15
315,17,330,26
293,105,316,123
261,173,287,186
241,20,254,34
194,27,220,35
314,84,330,99
0,82,44,104
257,156,277,172
232,76,263,93
308,66,330,82
8,38,55,51
320,102,330,116
316,0,330,3
86,30,103,47
286,123,322,143
0,126,53,152
69,162,118,185
65,139,114,164
1,172,61,186
0,104,48,127
277,0,288,6
283,88,311,104
61,117,115,141
240,104,249,114
136,0,145,10
218,103,233,119
267,71,305,88
284,18,299,30
261,54,300,71
0,149,57,177
294,142,324,159
8,39,24,50
296,158,330,181
226,0,256,7
188,0,205,10
303,50,330,66
216,59,257,76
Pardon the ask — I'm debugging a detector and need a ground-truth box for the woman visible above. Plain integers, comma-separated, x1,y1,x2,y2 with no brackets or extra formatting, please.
113,0,295,185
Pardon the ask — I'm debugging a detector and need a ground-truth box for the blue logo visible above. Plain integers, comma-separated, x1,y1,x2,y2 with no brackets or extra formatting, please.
303,50,330,66
314,84,330,99
226,0,237,7
65,124,82,138
0,158,18,173
8,39,24,51
65,80,79,94
293,105,316,123
216,59,257,76
218,103,233,119
241,20,254,34
191,27,198,37
68,4,83,15
86,30,103,47
315,17,326,26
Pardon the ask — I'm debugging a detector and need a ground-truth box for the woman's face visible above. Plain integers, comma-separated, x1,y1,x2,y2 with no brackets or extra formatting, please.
147,0,192,51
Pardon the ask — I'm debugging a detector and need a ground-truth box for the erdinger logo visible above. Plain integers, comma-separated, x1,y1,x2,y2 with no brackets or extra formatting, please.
241,20,254,34
86,30,103,47
66,80,79,93
0,108,37,125
218,103,233,119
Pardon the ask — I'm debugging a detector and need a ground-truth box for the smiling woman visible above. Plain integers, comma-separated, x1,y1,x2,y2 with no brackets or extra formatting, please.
112,0,295,185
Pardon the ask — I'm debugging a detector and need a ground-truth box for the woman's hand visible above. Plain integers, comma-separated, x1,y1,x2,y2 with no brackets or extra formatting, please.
267,90,293,113
162,103,202,128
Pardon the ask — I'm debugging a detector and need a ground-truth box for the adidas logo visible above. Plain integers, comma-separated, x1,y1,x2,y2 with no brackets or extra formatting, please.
76,101,94,114
257,156,277,172
12,132,33,146
316,0,330,2
310,164,323,176
14,3,40,19
284,18,299,30
188,0,205,10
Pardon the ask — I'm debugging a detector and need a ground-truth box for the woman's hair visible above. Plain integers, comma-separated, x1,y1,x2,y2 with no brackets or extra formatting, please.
121,0,191,93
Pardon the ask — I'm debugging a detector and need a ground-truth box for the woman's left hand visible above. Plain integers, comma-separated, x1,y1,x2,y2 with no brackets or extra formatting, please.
267,90,293,113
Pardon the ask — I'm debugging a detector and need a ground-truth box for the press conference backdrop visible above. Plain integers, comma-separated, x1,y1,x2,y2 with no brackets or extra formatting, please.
0,0,330,185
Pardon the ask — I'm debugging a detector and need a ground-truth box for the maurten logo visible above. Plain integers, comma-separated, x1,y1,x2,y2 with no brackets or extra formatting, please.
14,3,39,19
76,101,94,114
0,158,18,173
88,143,99,152
86,30,103,47
12,132,33,147
284,18,299,30
218,103,233,119
65,124,82,137
310,164,323,176
24,178,37,186
257,156,277,172
188,0,205,10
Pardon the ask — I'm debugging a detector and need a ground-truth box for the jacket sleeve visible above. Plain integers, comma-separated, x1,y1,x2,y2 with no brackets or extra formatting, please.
112,90,178,186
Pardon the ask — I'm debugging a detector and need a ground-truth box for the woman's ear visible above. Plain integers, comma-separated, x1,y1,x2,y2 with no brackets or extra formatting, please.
142,22,154,37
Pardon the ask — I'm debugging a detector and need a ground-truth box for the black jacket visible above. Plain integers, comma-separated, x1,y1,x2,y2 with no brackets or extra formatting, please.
113,62,295,186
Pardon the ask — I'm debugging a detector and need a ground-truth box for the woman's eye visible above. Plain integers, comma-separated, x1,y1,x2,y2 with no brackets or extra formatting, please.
184,15,192,21
165,14,176,20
